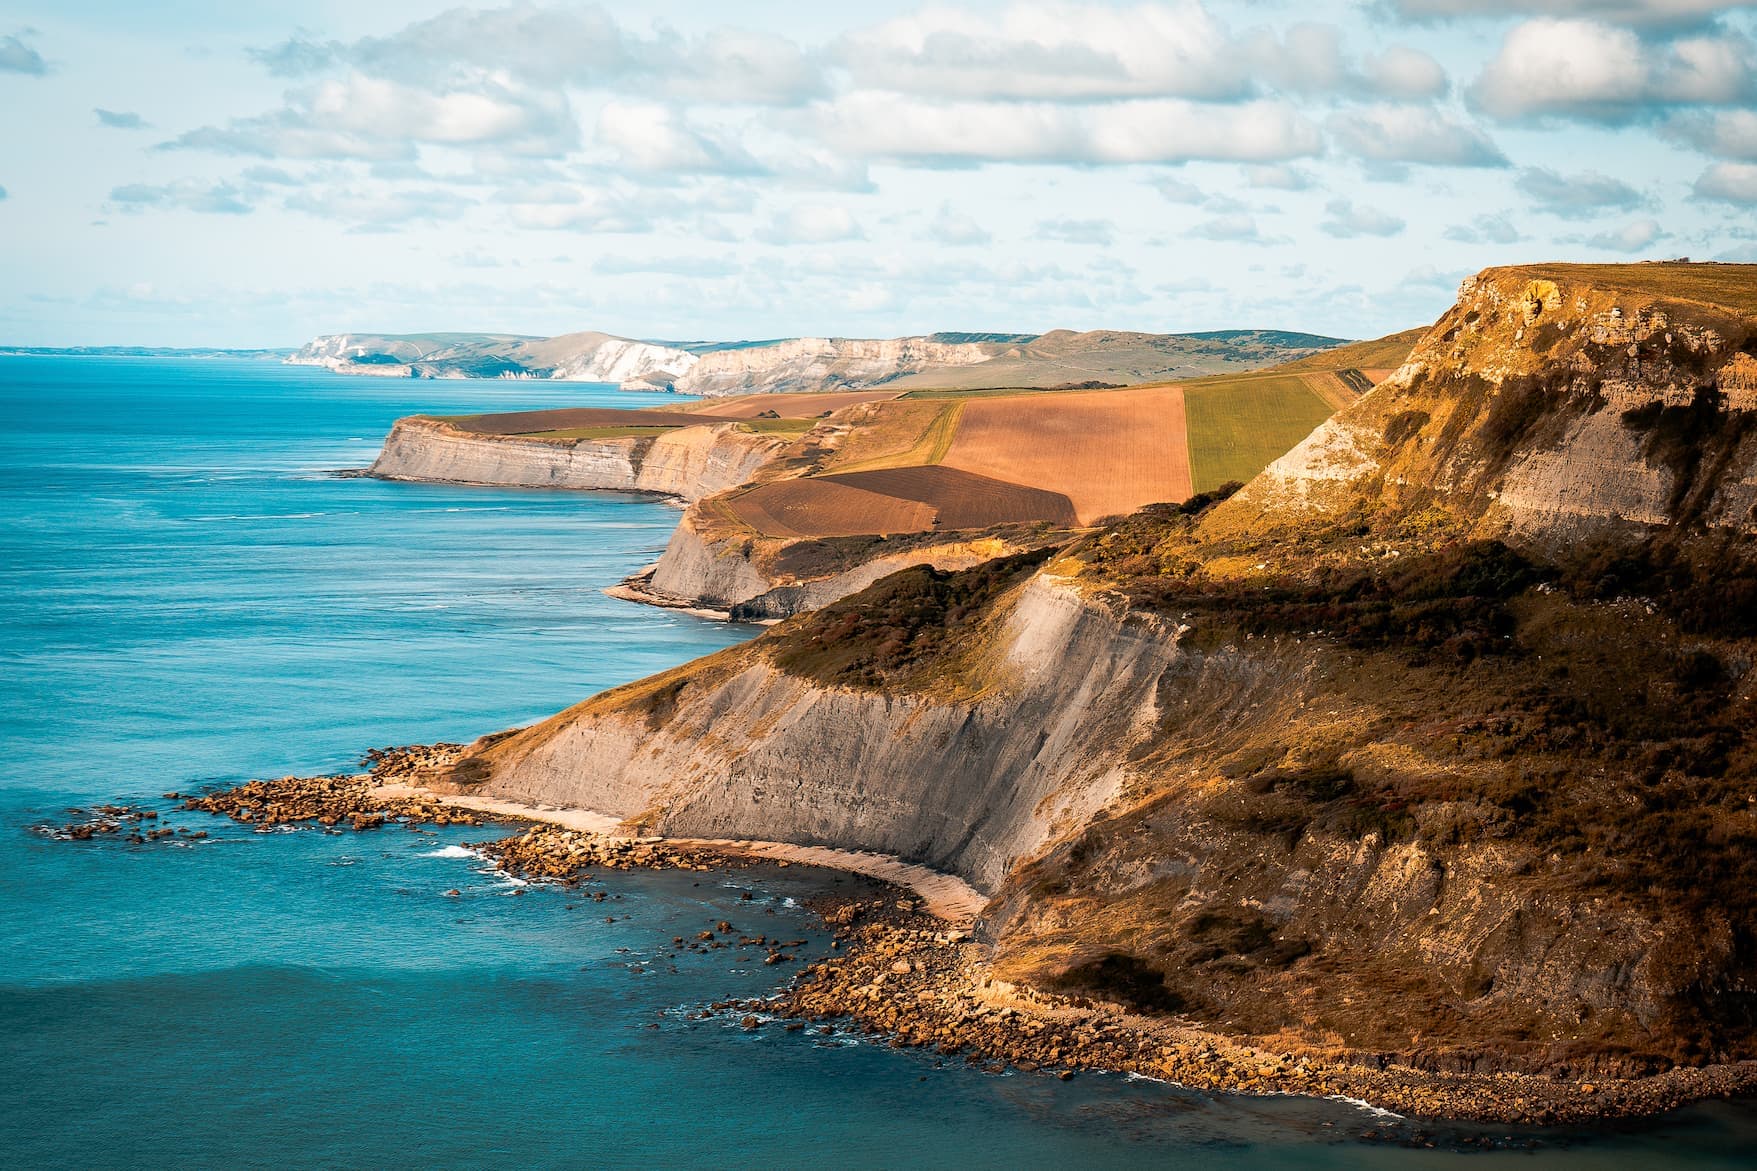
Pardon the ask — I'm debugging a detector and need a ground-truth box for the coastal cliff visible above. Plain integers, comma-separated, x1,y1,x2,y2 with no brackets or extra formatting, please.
369,416,785,501
428,264,1757,1088
672,336,1002,397
291,331,699,385
638,508,1061,618
455,569,1161,892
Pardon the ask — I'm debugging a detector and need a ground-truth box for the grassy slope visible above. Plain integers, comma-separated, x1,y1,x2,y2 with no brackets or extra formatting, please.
1504,261,1757,314
1181,374,1334,493
1274,327,1426,374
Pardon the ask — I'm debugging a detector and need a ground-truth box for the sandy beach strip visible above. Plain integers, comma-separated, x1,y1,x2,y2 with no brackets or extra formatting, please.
369,782,988,926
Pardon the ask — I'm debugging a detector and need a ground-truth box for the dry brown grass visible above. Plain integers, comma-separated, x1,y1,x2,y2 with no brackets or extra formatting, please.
723,478,937,538
1299,371,1359,411
674,389,904,420
940,386,1192,524
1274,328,1426,374
823,466,1079,529
828,401,961,473
445,406,742,434
1499,262,1757,316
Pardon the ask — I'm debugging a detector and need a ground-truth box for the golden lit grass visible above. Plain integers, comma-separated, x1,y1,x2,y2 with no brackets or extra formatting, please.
1275,328,1426,374
674,390,905,419
829,401,964,473
1182,373,1333,493
1299,371,1360,412
939,386,1192,525
444,406,741,433
1502,262,1757,316
737,417,817,435
516,425,679,440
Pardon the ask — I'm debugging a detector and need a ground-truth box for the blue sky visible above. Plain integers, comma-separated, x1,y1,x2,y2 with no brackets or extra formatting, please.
3,0,1756,346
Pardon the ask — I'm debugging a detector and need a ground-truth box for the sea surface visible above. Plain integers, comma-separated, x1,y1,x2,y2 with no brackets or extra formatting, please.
1,356,1752,1169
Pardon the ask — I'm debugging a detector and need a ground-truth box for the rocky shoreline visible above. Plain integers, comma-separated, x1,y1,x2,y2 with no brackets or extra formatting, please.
76,766,1747,1128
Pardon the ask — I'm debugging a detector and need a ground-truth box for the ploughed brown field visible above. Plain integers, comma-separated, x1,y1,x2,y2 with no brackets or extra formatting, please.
822,466,1078,529
721,479,938,539
939,386,1192,525
675,390,904,419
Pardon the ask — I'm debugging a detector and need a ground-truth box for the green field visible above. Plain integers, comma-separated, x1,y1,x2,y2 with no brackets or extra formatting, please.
1182,374,1333,493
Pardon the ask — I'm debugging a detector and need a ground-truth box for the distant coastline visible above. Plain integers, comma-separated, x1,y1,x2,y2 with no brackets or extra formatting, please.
0,346,295,360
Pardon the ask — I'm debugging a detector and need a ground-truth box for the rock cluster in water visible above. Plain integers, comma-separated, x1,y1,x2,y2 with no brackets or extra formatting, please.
39,803,207,844
54,768,1757,1125
179,773,480,830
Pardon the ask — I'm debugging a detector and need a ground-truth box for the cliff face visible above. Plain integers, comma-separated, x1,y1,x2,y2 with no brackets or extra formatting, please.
368,417,783,501
461,573,1170,891
642,508,1055,618
673,336,1003,396
429,263,1757,1076
289,331,699,385
1216,264,1757,553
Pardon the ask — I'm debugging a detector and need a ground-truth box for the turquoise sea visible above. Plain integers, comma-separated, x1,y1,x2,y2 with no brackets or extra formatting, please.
1,355,1752,1168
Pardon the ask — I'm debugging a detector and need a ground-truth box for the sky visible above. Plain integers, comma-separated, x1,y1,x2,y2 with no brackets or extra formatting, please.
3,1,1757,347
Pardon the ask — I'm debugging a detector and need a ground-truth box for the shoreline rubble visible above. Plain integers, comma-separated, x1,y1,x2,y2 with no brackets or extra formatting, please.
68,762,1757,1127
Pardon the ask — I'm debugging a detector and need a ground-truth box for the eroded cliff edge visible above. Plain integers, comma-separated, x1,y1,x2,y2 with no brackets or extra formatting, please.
369,416,786,502
426,263,1757,1086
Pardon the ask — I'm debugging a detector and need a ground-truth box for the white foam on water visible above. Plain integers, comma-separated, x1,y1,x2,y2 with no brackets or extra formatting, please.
1326,1094,1406,1121
421,844,478,859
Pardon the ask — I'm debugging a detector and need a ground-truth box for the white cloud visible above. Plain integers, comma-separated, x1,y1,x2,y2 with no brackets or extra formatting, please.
1470,19,1754,123
1515,166,1647,211
1036,218,1116,245
1328,105,1508,166
1361,46,1449,100
1693,160,1757,202
757,203,864,244
833,4,1447,104
594,102,761,175
95,108,147,130
1390,1,1757,25
1152,175,1208,203
1321,198,1406,237
1664,108,1757,158
663,28,827,106
1243,163,1313,190
168,74,577,160
499,185,656,233
1581,217,1669,250
1444,211,1524,244
253,5,822,106
283,185,474,228
108,181,252,215
834,2,1248,101
810,94,1322,165
1188,213,1273,242
0,33,45,75
924,203,992,245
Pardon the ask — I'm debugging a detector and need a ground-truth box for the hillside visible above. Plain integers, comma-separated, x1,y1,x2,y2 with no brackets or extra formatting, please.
364,327,1415,620
287,331,700,384
641,334,1414,615
292,326,1352,395
883,328,1349,390
415,263,1757,1118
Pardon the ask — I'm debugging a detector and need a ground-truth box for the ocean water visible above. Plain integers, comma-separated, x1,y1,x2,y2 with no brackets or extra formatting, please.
1,356,1752,1169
